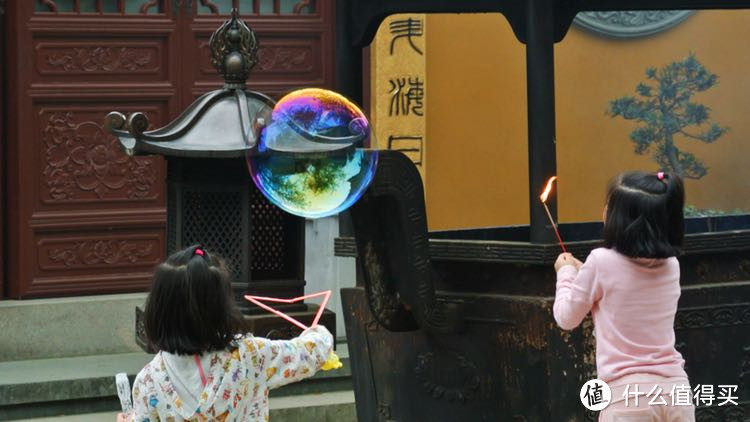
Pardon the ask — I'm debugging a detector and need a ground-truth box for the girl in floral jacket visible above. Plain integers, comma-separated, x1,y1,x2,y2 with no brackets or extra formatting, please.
119,245,333,422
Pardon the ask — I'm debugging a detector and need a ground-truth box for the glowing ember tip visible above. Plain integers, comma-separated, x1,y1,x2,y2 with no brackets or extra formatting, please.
540,176,557,203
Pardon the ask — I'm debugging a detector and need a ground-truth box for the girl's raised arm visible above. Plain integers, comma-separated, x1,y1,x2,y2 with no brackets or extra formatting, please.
243,325,334,390
553,252,601,330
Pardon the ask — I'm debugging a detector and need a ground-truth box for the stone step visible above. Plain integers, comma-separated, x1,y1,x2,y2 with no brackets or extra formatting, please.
7,391,356,422
0,344,351,420
0,294,147,362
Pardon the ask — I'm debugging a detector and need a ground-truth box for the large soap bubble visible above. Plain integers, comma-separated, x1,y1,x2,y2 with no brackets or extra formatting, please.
247,88,378,219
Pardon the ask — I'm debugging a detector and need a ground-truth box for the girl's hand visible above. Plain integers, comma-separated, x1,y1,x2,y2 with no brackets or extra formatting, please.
116,412,130,422
554,253,582,272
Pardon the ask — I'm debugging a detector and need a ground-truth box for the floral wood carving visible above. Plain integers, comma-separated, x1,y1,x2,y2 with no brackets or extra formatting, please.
48,240,155,267
42,112,158,201
46,47,154,72
257,46,312,72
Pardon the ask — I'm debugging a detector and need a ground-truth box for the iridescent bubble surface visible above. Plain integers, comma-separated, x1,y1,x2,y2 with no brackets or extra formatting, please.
247,88,378,219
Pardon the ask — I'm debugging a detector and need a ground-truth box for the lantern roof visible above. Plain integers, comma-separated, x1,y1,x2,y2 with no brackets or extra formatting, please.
105,9,271,159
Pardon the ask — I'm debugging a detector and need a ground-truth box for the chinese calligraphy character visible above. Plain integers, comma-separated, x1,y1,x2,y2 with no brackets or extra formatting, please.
389,17,424,55
693,384,715,406
389,77,424,117
584,382,605,407
389,78,407,116
405,77,424,116
623,384,645,407
717,385,738,406
388,135,423,166
646,385,667,405
671,384,693,406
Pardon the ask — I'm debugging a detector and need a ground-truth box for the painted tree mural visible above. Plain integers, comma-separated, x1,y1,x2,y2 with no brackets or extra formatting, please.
608,54,727,179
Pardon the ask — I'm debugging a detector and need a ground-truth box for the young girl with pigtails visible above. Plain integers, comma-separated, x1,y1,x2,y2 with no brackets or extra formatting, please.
553,171,695,421
118,245,334,422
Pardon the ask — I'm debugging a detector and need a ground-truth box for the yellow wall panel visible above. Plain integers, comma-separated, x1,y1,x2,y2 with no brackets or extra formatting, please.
416,11,750,229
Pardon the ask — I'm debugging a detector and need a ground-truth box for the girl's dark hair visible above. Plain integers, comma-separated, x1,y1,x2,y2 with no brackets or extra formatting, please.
144,245,243,355
603,171,685,259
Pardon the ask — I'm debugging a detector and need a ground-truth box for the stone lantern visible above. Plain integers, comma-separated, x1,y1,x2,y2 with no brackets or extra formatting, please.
105,10,334,349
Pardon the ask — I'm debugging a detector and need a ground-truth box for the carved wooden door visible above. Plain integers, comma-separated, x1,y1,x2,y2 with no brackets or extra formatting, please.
5,1,176,297
5,1,336,298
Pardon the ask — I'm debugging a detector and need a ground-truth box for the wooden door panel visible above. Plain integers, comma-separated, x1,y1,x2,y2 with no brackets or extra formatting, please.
185,1,335,100
7,0,177,298
35,104,166,207
33,39,168,82
30,229,164,296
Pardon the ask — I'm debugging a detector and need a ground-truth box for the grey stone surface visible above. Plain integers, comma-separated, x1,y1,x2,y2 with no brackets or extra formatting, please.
0,294,147,361
0,342,352,420
8,411,119,421
1,397,122,421
270,391,357,422
0,347,349,405
10,391,356,421
0,352,152,406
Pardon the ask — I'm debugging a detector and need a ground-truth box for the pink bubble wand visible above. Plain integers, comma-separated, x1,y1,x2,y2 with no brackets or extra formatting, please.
244,290,342,371
244,290,331,330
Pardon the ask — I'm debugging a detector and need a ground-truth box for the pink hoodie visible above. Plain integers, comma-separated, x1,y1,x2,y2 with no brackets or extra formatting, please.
554,247,687,383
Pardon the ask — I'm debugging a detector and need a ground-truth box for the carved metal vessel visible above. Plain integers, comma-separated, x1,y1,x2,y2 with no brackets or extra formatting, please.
336,0,750,420
338,151,750,420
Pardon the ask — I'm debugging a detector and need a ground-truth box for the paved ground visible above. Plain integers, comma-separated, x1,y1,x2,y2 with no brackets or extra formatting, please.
13,391,356,421
13,412,117,421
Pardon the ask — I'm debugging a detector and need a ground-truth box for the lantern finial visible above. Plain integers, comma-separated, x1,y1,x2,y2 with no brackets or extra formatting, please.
209,8,259,89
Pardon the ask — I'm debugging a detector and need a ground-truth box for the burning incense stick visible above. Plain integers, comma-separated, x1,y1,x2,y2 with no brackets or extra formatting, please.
539,176,567,253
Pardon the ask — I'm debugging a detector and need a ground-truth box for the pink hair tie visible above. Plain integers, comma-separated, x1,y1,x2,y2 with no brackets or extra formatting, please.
657,171,665,181
194,248,205,257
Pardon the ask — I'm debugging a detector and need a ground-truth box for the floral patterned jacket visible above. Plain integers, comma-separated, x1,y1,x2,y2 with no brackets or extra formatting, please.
129,325,333,421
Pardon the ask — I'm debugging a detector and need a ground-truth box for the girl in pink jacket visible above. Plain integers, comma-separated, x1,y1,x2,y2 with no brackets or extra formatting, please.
554,171,694,421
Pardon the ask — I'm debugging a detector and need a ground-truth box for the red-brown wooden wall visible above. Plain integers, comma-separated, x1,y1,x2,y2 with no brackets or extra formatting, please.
1,0,5,298
4,0,336,298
